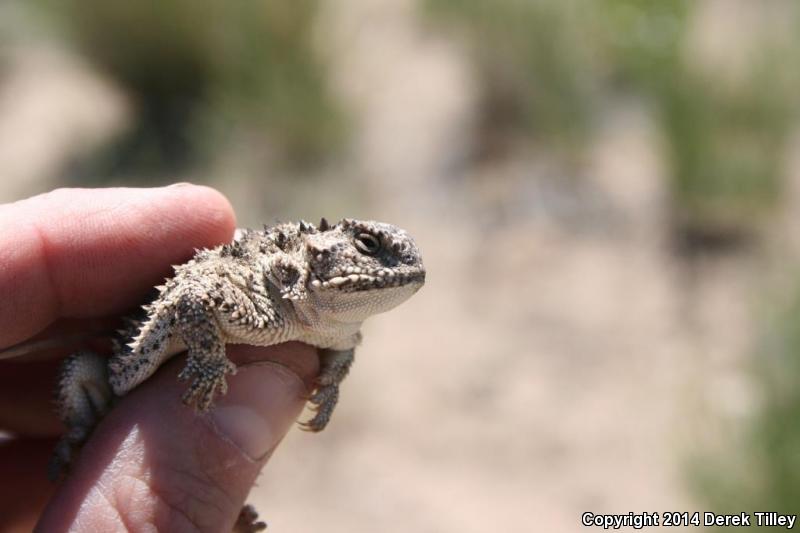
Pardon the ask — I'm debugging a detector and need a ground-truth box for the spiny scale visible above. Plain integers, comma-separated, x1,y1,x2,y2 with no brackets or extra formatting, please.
50,218,426,533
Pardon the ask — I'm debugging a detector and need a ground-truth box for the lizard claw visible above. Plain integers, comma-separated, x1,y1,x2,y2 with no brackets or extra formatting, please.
234,504,267,532
300,383,339,432
179,358,237,411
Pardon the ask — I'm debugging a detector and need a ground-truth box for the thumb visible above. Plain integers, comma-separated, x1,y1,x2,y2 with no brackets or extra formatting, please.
36,342,318,532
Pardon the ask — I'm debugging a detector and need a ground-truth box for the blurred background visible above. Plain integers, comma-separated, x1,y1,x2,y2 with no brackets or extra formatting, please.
2,0,800,529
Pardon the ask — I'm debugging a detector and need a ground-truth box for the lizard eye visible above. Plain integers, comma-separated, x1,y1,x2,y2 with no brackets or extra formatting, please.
355,233,381,255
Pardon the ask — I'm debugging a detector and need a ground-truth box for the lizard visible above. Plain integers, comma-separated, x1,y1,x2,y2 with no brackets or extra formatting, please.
47,217,426,531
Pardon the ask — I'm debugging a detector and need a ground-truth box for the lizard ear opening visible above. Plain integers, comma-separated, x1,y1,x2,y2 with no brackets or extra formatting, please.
268,255,308,301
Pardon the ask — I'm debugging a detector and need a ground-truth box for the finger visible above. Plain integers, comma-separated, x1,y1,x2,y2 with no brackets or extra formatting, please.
0,184,236,350
0,438,58,533
0,358,62,436
0,322,115,437
0,316,118,362
36,342,319,533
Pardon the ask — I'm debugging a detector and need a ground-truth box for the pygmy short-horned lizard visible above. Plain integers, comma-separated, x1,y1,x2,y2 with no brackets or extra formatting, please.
50,217,425,531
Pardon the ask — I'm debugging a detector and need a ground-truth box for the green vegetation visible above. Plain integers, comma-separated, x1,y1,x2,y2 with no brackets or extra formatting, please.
603,0,798,239
425,0,599,160
659,61,796,238
424,0,800,241
695,284,800,517
599,0,689,89
35,0,343,176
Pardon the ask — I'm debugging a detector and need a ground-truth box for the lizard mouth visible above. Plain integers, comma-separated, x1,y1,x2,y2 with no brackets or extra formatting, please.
309,270,426,291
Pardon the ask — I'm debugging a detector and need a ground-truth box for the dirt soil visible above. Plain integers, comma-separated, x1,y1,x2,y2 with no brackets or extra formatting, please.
0,0,794,531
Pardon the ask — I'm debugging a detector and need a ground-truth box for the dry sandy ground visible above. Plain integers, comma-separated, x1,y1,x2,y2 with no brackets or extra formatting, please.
244,2,772,531
245,112,753,532
0,1,795,531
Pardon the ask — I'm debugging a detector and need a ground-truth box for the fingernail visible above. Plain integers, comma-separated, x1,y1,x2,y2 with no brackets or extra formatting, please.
208,362,308,460
167,182,193,188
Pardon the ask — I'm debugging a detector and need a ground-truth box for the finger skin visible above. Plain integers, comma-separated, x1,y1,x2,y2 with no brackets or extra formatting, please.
0,359,62,436
0,438,58,533
36,342,319,533
0,185,236,349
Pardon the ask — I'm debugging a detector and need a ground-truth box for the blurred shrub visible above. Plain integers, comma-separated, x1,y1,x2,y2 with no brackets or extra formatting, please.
659,61,797,243
696,284,800,516
427,0,800,245
424,0,600,162
602,0,799,244
35,0,342,176
599,0,689,90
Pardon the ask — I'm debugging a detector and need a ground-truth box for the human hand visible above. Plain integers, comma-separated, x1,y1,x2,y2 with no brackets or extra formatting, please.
0,184,318,532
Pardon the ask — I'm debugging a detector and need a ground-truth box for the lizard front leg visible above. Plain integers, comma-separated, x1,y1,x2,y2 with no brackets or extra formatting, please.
175,291,237,411
301,348,354,432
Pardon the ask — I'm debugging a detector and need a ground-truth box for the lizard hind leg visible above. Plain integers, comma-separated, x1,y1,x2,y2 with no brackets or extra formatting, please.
49,351,114,481
233,504,267,532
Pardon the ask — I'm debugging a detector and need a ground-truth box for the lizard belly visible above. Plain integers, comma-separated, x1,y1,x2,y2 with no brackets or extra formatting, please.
221,321,301,346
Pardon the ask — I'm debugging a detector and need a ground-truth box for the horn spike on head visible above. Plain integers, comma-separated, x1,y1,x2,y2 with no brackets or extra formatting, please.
319,217,330,231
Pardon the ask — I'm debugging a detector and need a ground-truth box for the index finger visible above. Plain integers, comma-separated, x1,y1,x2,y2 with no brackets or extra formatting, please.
0,184,236,350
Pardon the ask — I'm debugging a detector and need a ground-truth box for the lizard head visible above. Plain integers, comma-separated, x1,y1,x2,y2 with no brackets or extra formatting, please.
298,218,426,322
